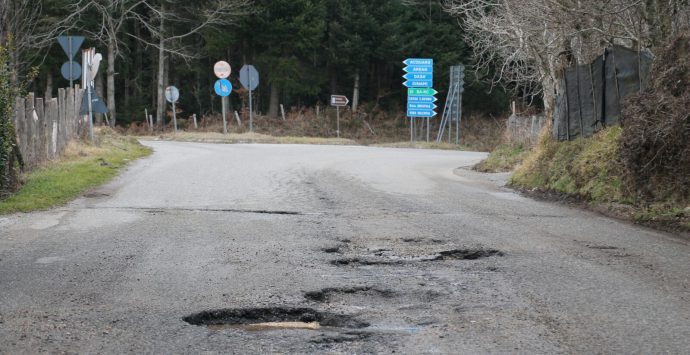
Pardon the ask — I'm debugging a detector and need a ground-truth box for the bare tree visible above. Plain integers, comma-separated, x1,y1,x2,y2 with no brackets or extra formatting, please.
128,0,252,129
65,0,147,126
442,0,690,117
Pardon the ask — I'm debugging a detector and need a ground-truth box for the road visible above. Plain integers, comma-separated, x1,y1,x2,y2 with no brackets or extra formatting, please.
1,141,689,354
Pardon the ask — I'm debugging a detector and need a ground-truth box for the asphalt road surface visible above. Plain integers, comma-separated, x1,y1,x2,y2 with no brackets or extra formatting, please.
1,141,689,354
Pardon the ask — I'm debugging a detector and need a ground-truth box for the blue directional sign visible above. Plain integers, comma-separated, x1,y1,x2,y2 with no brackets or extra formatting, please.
403,73,433,81
404,80,434,88
404,65,433,74
408,95,438,103
403,58,433,66
407,109,437,117
214,79,232,97
408,103,437,110
404,58,436,118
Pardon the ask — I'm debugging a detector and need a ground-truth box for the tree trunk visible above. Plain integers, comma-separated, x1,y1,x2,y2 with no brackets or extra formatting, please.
107,39,116,126
0,0,8,45
156,6,166,130
352,72,360,112
268,82,280,118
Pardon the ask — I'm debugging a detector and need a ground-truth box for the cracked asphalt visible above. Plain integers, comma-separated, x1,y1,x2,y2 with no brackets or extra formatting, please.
1,141,689,354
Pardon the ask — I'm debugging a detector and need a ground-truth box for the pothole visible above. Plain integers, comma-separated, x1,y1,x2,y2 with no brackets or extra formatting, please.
432,249,504,260
331,249,503,266
304,287,395,303
84,192,110,198
330,258,402,266
183,307,369,332
322,246,342,254
586,244,618,250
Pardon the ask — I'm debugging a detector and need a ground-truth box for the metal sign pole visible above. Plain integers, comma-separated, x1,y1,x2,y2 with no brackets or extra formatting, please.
336,106,340,138
88,85,94,141
410,117,413,142
222,97,228,134
69,37,73,88
249,75,254,133
426,117,430,142
172,101,177,133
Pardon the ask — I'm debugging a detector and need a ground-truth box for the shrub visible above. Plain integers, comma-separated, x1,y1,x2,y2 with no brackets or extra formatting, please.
620,33,690,205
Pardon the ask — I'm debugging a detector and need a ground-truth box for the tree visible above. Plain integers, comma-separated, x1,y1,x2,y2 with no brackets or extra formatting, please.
442,0,690,117
118,0,251,128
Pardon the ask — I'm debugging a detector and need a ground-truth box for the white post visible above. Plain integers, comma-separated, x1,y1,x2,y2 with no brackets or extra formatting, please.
280,104,286,121
172,101,177,133
336,106,340,138
234,111,241,126
193,114,198,129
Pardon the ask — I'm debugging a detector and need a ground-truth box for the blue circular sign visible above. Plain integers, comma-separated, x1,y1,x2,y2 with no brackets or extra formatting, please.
214,79,232,97
61,61,82,81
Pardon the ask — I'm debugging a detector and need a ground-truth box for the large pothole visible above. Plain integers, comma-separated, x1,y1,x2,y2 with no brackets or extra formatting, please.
183,307,369,332
305,287,395,303
331,248,503,266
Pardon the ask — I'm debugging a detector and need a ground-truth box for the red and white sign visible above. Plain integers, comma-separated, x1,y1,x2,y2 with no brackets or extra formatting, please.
214,61,232,79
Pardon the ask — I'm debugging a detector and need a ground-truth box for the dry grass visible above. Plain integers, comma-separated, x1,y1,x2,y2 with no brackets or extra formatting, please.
151,131,358,146
126,109,505,152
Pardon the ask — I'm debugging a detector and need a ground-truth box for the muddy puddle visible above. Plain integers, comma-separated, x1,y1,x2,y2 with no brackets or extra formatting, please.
184,307,369,332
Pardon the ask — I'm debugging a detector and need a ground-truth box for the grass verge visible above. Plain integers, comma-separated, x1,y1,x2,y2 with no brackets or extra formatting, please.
370,141,470,150
152,131,358,146
510,126,689,232
0,131,152,214
474,144,528,172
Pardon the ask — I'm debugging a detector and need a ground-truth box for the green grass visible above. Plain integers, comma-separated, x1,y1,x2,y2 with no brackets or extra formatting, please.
0,133,151,214
510,127,625,203
474,144,528,172
509,126,689,231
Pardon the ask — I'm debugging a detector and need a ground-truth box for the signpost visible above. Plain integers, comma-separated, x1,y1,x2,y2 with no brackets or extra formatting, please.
330,95,349,138
165,86,180,133
403,60,436,142
213,61,232,134
79,48,108,142
57,36,84,87
239,64,259,133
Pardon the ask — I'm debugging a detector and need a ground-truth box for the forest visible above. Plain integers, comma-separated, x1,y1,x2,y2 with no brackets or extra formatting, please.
0,0,511,129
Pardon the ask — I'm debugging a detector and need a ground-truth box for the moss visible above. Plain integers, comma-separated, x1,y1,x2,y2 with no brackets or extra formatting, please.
474,144,528,172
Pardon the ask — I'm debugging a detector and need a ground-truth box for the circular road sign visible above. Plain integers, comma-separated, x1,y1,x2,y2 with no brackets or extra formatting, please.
214,79,232,97
165,86,180,103
214,61,232,79
60,61,82,81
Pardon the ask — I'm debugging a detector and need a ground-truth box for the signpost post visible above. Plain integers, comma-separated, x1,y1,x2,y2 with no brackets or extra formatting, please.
165,86,180,133
213,61,232,134
79,48,108,142
239,65,259,133
403,58,436,142
330,95,349,138
57,36,84,87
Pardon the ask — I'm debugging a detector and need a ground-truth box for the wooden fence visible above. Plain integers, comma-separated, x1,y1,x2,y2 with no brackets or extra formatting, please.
12,87,84,170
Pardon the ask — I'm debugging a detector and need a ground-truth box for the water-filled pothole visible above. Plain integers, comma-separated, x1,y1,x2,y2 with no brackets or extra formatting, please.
305,287,395,303
183,307,369,332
